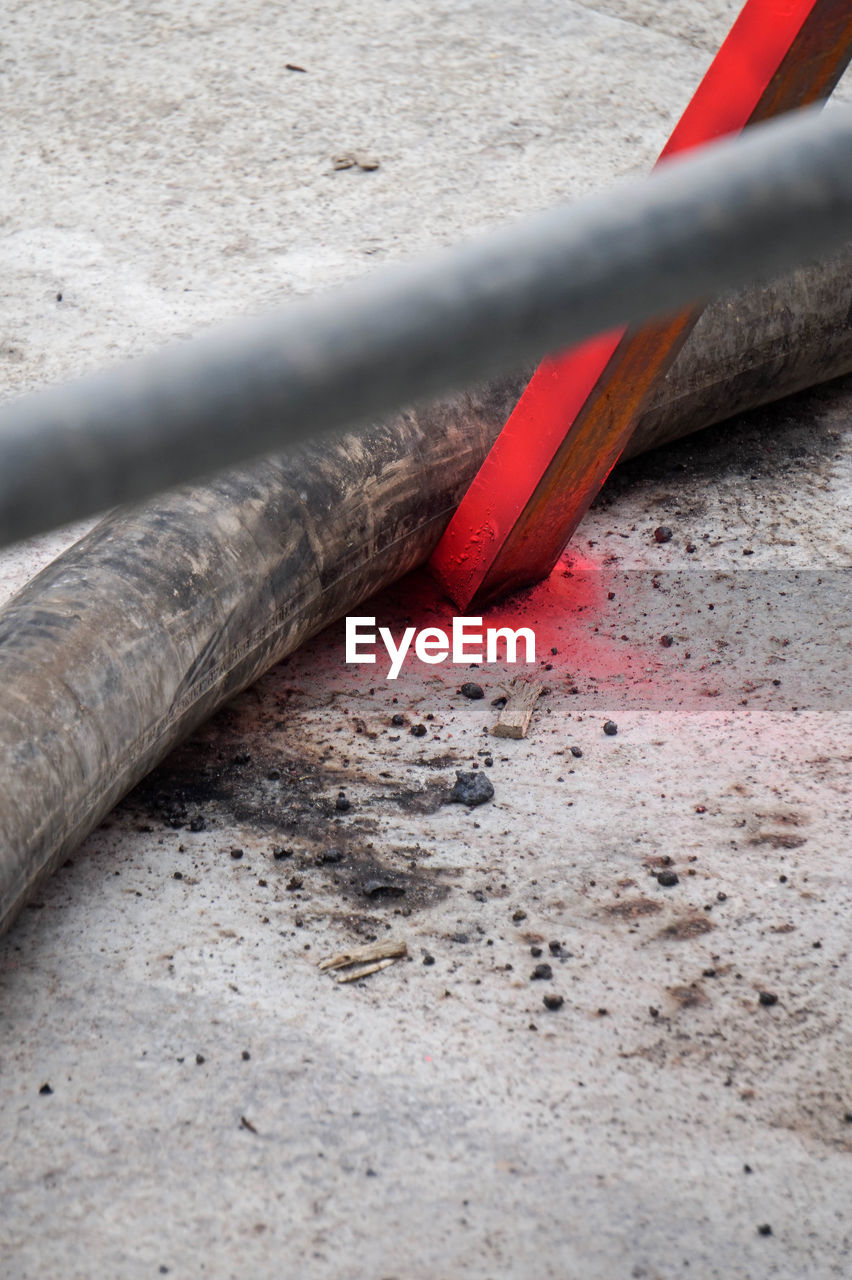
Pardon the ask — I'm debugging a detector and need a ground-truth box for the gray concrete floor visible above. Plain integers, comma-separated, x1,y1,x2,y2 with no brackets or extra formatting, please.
1,3,851,1277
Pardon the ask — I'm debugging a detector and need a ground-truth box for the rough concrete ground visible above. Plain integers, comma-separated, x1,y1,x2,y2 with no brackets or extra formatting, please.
1,3,851,1278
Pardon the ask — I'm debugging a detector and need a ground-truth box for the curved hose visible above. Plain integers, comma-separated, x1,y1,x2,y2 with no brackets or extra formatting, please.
1,251,850,934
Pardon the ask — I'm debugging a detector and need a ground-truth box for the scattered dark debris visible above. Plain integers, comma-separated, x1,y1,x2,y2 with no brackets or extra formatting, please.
285,63,307,72
273,847,292,860
685,542,696,553
240,1115,259,1134
448,771,494,807
606,897,661,918
286,876,304,891
266,769,281,781
543,994,564,1011
748,832,806,849
657,916,714,941
189,815,206,831
459,682,484,700
569,746,583,758
656,870,679,888
531,963,553,981
758,991,778,1007
410,724,427,738
653,526,673,543
603,720,618,736
660,634,674,648
38,1083,53,1095
668,984,708,1009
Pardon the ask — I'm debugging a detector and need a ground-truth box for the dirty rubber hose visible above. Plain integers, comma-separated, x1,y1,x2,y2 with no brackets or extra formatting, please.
1,250,851,934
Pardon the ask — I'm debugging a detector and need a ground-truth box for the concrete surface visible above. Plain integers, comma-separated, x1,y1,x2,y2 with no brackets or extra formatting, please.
1,2,851,1277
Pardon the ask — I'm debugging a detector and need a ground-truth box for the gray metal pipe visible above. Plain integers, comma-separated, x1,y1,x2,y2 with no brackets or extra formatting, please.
1,103,852,548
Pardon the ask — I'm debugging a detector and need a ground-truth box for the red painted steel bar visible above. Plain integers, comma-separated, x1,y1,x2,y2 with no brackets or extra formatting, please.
430,0,852,608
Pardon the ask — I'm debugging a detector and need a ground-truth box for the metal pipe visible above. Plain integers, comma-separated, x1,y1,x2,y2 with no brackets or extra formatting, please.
1,103,851,548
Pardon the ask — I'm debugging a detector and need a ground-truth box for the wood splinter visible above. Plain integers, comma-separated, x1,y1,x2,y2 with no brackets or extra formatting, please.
319,938,407,979
490,677,543,740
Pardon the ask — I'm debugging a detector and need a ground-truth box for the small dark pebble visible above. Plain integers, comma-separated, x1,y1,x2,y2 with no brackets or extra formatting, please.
391,713,405,726
195,1054,205,1065
660,634,674,648
318,848,343,865
39,1083,53,1095
56,292,63,302
285,63,307,72
744,1164,753,1173
242,1050,251,1061
410,724,427,737
266,769,281,781
757,1224,773,1237
490,696,507,709
362,879,405,899
335,793,351,812
484,755,494,767
685,542,696,553
548,941,563,956
531,963,553,981
189,815,206,831
449,771,494,807
173,871,183,880
758,991,778,1007
597,1007,609,1017
603,720,618,736
649,1007,659,1019
716,891,727,902
230,848,244,860
543,994,564,1011
459,682,484,700
273,847,292,860
512,908,527,922
570,746,583,758
530,946,543,958
286,876,303,891
654,526,673,543
450,932,470,944
656,870,679,887
423,953,435,966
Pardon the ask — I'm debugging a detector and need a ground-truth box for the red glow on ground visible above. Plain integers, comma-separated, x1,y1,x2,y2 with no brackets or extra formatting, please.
429,0,824,608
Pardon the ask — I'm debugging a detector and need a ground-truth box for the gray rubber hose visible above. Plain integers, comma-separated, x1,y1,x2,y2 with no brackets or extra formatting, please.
0,249,850,934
